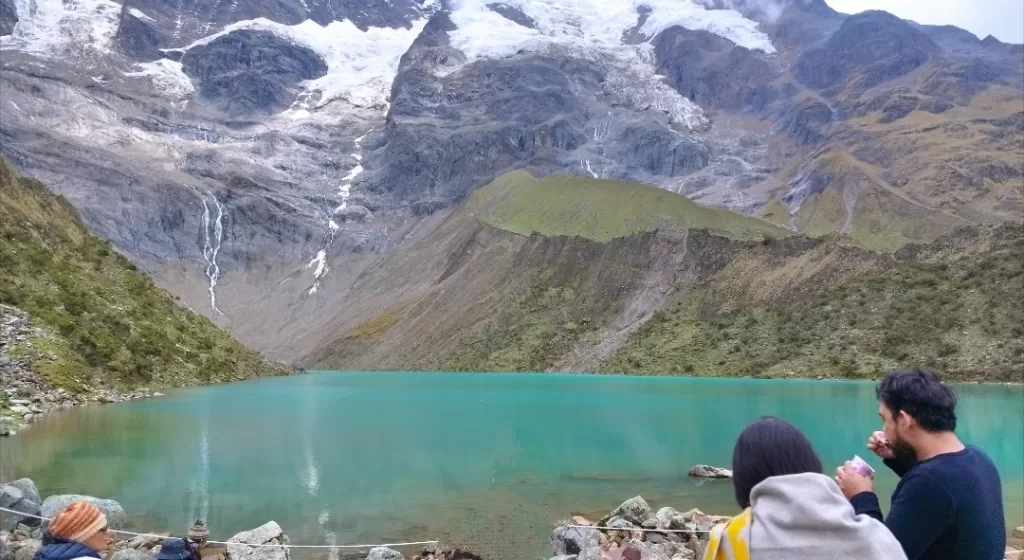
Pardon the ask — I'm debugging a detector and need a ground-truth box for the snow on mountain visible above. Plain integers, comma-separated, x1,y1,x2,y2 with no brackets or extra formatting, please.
446,0,776,130
1,0,122,57
124,59,195,99
449,0,775,58
173,15,430,112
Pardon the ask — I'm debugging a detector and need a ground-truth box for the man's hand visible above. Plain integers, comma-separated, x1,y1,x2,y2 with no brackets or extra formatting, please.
835,461,874,499
867,431,894,460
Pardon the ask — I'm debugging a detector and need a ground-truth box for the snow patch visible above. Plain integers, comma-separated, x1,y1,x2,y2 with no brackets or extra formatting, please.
449,0,775,56
124,60,195,99
447,0,775,129
1,0,122,57
181,18,429,111
304,130,372,295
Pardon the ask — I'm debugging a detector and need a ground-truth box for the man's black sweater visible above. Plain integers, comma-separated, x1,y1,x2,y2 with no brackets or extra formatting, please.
850,445,1006,560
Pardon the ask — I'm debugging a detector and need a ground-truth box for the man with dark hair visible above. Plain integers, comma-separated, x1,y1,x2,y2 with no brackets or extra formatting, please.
834,368,1006,560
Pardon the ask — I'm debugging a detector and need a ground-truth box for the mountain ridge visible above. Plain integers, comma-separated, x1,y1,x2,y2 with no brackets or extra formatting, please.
0,0,1021,373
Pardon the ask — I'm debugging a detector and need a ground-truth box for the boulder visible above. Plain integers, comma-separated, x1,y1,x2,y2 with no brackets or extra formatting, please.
550,525,600,557
687,466,732,479
111,549,156,560
1015,526,1024,539
41,496,127,529
365,548,404,560
226,521,289,560
570,516,592,527
608,496,652,525
11,540,38,560
655,507,686,531
0,537,12,560
1006,547,1022,560
0,486,41,531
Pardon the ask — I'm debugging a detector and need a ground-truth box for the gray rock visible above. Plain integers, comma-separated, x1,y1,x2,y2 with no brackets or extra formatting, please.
111,549,155,560
181,30,328,117
550,525,600,557
549,556,577,560
794,11,938,91
879,95,919,123
609,496,652,525
0,0,15,37
655,507,686,531
364,547,404,560
41,496,127,529
652,27,780,112
687,465,733,479
11,540,38,560
0,486,41,531
226,521,289,560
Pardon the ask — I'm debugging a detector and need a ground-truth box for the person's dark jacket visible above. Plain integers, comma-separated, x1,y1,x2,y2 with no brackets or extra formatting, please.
851,445,1005,560
33,539,101,560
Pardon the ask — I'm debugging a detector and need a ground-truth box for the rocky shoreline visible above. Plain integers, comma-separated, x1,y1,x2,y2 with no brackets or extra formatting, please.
0,478,482,560
549,495,728,560
0,305,165,436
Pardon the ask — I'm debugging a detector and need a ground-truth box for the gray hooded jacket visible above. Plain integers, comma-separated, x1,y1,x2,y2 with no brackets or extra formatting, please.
748,472,908,560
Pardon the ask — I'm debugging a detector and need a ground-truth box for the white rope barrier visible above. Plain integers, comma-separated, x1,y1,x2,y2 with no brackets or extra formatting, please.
566,524,711,534
0,507,438,549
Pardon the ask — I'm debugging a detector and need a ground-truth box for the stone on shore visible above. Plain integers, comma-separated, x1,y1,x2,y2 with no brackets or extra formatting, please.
654,507,687,531
687,466,732,479
365,547,404,560
41,495,127,529
608,496,651,525
571,516,592,527
4,481,39,506
551,525,600,556
111,549,156,560
226,521,289,560
1006,546,1022,560
0,486,41,531
1015,526,1024,539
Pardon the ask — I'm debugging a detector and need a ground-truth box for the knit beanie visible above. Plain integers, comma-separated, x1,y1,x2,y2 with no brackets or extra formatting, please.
48,502,107,543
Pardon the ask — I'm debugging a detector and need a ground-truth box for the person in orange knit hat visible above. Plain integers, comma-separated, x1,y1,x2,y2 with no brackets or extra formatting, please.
35,502,113,560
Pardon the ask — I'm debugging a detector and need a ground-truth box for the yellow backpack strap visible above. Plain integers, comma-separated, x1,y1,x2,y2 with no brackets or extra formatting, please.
702,508,752,560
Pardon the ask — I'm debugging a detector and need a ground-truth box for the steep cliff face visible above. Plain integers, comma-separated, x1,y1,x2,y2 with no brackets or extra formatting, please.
0,0,1020,361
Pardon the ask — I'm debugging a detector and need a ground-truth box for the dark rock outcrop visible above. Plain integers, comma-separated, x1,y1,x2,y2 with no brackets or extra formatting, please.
879,95,919,123
115,9,168,62
0,0,16,37
653,27,780,112
181,30,328,116
780,99,833,145
794,11,939,92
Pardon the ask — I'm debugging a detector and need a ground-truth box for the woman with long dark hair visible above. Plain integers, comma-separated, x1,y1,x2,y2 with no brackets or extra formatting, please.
704,417,906,560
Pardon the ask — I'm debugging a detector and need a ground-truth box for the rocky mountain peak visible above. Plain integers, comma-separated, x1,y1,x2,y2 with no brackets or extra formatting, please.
0,0,1020,356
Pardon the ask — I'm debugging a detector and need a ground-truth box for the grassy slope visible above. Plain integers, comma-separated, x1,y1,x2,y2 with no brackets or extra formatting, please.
603,225,1024,381
0,157,287,392
474,170,786,241
439,172,784,372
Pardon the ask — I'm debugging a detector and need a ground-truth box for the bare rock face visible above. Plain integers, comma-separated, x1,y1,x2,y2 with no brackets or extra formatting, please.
180,30,328,116
795,10,939,92
0,0,16,37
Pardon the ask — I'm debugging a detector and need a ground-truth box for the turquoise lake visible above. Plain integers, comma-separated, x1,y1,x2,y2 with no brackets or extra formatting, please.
1,372,1021,559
